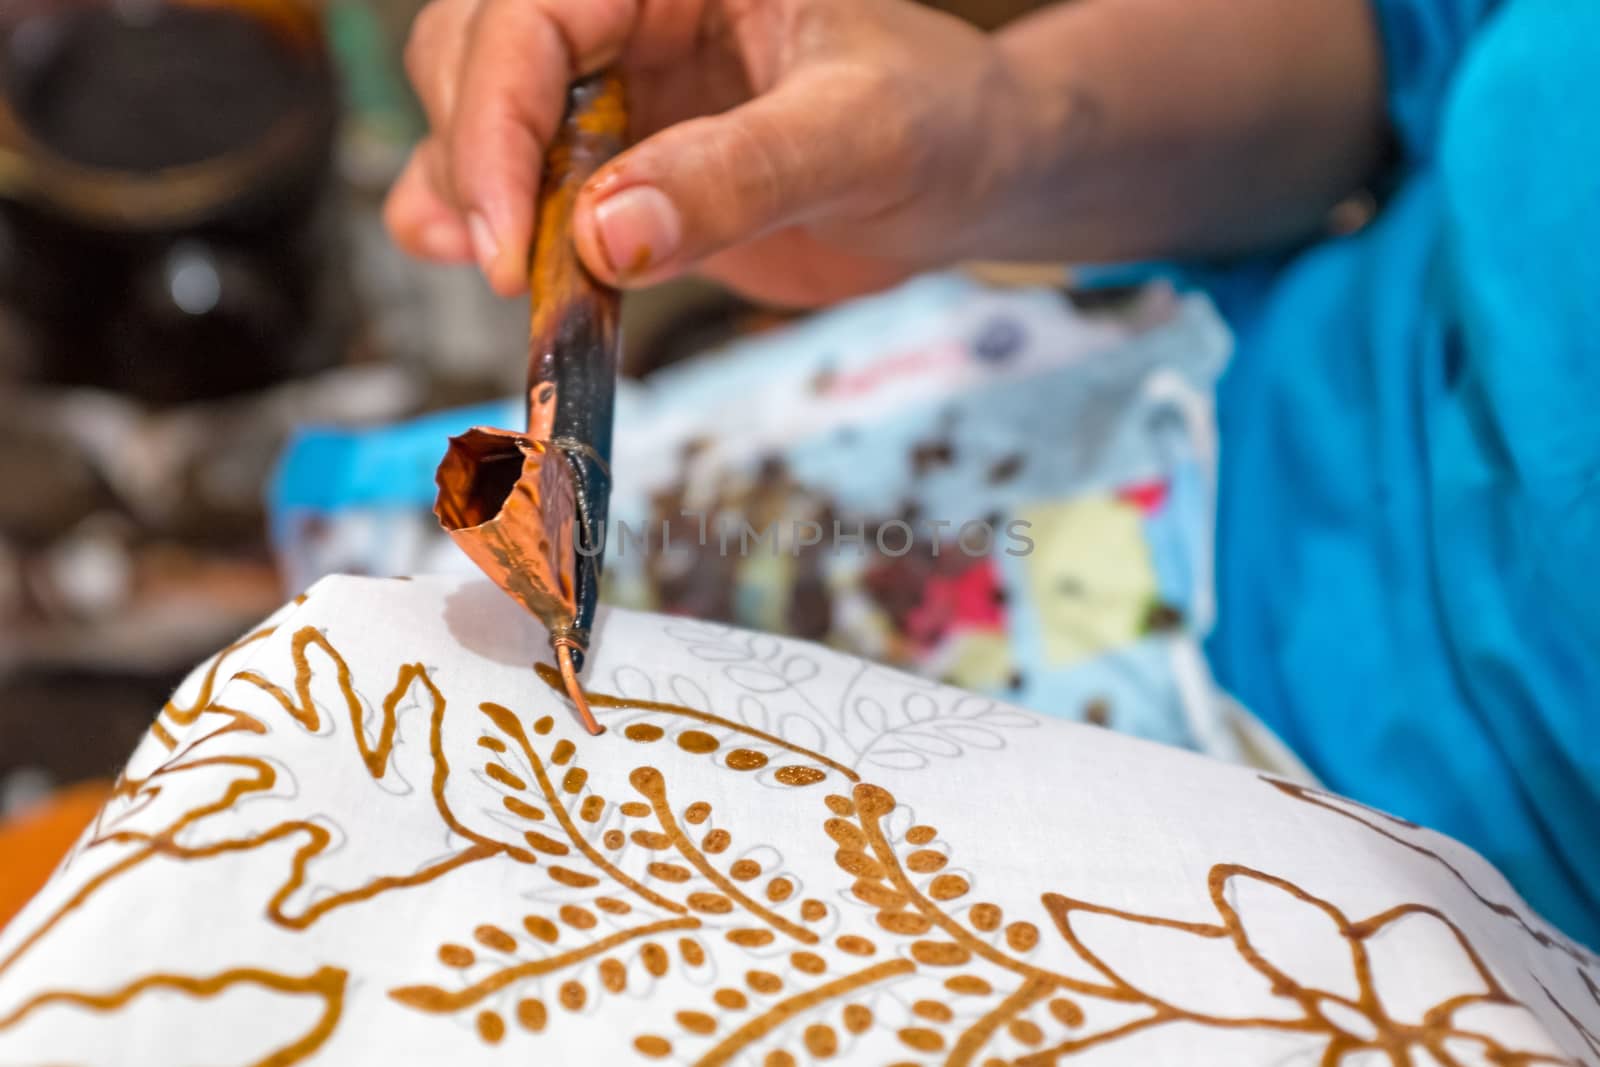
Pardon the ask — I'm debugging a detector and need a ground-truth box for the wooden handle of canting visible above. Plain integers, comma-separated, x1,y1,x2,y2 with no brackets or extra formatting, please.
525,72,627,439
525,72,627,666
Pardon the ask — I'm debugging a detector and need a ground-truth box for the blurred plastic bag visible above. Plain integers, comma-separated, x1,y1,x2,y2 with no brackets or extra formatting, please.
272,273,1238,756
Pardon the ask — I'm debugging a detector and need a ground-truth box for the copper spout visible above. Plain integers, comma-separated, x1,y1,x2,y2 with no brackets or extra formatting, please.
434,73,626,735
554,639,601,735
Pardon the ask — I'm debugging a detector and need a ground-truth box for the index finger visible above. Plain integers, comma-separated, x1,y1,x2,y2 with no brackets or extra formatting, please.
448,0,638,294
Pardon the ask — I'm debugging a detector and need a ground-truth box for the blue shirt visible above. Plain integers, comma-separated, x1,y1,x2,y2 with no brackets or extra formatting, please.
1203,0,1600,945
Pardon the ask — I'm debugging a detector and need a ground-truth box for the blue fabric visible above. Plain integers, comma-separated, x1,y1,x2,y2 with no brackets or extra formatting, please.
1203,0,1600,946
271,400,516,513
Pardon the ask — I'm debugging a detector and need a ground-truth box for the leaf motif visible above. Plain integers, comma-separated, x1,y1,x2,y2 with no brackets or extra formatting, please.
736,843,785,872
668,674,713,713
934,723,1006,751
723,665,793,694
902,693,940,725
747,634,782,662
946,695,999,720
882,803,918,841
852,697,889,736
390,985,448,1010
736,694,771,733
779,713,829,757
863,748,929,771
979,709,1040,729
892,731,964,758
780,655,820,686
610,666,657,703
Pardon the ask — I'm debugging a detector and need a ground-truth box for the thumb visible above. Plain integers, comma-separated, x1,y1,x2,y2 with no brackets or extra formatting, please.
574,70,898,286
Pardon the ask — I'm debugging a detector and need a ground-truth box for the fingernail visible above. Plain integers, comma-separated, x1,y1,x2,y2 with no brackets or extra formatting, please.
593,185,681,277
468,212,498,274
420,221,461,260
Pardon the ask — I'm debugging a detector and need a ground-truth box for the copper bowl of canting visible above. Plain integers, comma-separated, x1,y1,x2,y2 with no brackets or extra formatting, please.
434,426,582,634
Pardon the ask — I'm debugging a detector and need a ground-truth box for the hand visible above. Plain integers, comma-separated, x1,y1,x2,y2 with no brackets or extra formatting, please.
384,0,1026,306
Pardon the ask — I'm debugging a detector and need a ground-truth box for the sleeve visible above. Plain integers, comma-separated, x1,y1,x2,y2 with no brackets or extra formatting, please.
1370,0,1504,161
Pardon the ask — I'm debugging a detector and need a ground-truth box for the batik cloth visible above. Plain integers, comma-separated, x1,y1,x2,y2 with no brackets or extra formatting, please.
0,575,1595,1065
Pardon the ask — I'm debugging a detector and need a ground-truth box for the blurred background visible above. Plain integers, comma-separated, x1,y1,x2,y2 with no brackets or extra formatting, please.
0,0,1057,811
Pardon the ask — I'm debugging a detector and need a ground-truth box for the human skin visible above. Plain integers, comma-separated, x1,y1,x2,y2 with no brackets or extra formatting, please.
384,0,1388,307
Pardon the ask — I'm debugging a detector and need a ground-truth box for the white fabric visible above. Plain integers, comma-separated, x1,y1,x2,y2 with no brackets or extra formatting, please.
1,574,1596,1066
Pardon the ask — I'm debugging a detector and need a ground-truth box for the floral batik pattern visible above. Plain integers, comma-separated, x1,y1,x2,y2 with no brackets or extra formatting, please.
1,575,1595,1066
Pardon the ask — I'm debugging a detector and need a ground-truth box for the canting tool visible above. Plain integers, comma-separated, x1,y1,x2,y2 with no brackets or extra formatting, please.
434,73,626,736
